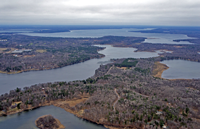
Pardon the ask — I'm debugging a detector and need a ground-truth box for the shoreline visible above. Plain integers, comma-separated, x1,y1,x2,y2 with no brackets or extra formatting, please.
152,61,197,81
1,58,199,128
152,61,169,79
134,49,173,53
0,95,124,129
0,54,105,75
0,70,23,74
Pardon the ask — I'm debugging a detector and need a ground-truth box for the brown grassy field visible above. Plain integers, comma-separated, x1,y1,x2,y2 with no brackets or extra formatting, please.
36,49,47,53
152,61,169,78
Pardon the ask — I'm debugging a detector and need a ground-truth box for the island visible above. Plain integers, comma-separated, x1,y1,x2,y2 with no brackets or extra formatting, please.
1,57,200,128
1,26,200,128
1,31,200,74
35,115,65,129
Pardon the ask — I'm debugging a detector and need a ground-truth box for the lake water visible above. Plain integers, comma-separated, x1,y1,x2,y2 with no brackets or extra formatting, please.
20,28,195,44
0,27,199,128
1,46,200,128
0,30,32,33
0,45,160,95
161,60,200,79
0,45,162,129
0,105,106,129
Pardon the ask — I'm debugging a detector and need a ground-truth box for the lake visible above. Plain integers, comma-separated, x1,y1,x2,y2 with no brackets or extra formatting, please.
0,45,161,95
20,28,195,44
1,46,200,129
0,105,106,129
0,45,162,129
0,27,199,129
161,60,200,79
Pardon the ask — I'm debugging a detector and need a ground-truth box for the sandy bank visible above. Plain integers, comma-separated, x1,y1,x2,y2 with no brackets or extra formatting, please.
152,61,169,79
0,70,23,74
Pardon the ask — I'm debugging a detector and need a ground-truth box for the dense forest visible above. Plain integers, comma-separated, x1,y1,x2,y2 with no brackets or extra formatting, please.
1,32,200,74
1,58,200,129
1,27,200,128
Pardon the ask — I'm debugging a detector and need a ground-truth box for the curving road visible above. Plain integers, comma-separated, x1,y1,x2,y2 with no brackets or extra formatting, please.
113,88,120,111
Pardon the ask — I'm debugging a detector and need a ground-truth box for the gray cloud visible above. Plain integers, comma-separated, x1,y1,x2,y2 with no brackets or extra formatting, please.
0,0,199,25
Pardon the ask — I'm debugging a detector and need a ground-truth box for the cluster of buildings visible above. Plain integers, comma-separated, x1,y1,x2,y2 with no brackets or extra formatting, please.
12,49,32,54
0,39,7,42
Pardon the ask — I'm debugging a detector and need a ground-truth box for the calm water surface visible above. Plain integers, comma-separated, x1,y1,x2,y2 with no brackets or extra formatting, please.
161,60,200,79
0,45,160,94
0,30,32,33
0,45,161,129
20,28,195,44
0,105,106,129
1,47,200,128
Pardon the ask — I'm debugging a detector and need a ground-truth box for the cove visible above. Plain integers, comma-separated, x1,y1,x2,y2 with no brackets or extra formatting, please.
0,105,106,129
161,60,200,79
0,45,162,129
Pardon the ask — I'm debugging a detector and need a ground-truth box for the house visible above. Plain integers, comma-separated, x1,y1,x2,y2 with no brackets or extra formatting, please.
12,50,23,54
156,111,163,115
23,49,32,52
163,125,167,129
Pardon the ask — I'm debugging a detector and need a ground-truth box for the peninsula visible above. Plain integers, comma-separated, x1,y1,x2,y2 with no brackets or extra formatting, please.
1,57,200,129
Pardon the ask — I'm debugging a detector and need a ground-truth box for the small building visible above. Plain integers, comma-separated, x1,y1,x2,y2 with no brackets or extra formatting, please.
156,111,163,115
12,49,32,54
163,125,167,129
23,49,32,52
0,39,7,42
12,50,23,54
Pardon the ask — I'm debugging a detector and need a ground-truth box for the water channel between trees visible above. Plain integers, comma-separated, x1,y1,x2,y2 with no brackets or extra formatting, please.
0,105,107,129
0,45,162,129
0,45,161,94
1,45,200,129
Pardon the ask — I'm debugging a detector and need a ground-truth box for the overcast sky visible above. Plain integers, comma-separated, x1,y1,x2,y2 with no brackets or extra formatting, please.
0,0,200,26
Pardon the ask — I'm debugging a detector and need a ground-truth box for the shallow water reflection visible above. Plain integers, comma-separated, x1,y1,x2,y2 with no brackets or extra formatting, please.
0,45,160,94
0,105,107,129
161,60,200,79
20,28,194,44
